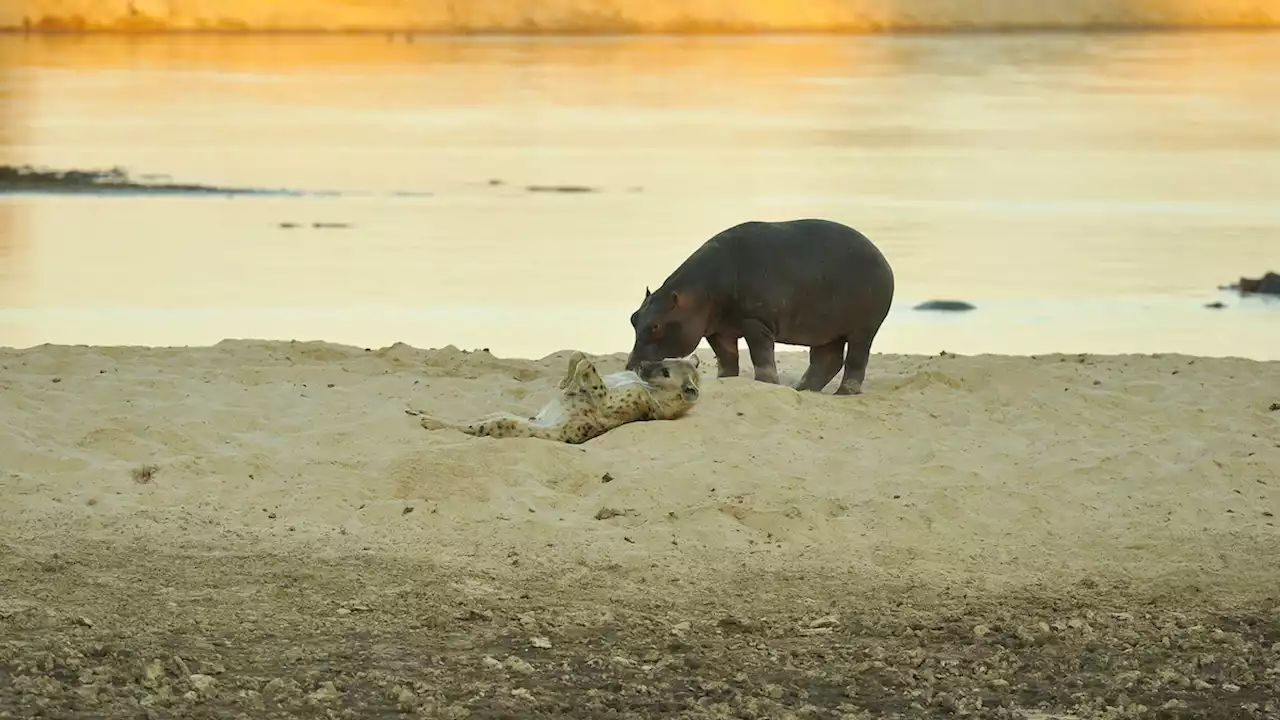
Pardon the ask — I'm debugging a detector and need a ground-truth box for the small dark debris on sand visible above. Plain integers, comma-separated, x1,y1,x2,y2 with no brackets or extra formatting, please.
130,464,159,484
525,185,599,194
915,300,976,312
1205,301,1227,309
1219,271,1280,296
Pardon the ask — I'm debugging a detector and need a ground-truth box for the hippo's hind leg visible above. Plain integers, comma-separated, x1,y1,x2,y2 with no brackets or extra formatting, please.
835,332,876,395
795,338,846,392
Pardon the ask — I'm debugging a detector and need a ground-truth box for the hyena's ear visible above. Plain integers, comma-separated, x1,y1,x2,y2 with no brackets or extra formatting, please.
686,354,701,368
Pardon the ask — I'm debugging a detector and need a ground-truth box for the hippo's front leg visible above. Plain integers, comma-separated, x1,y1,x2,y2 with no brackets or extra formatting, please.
706,333,740,379
739,320,779,385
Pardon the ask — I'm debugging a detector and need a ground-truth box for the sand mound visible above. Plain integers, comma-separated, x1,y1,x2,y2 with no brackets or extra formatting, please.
1,341,1276,601
3,341,1279,717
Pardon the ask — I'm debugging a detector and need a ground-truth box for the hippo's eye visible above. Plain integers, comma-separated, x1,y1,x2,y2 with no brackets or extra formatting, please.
649,323,662,338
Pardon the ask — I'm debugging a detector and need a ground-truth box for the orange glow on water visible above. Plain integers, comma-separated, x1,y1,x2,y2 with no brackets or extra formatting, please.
5,0,1279,34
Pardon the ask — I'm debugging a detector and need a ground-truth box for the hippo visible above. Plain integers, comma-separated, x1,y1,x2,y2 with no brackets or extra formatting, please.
1237,272,1280,295
625,218,895,395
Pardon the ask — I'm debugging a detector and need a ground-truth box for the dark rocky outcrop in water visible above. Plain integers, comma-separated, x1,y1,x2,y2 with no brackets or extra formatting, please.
524,185,600,193
1219,272,1280,296
278,222,353,230
914,300,976,312
0,164,346,197
0,164,268,195
1218,269,1280,294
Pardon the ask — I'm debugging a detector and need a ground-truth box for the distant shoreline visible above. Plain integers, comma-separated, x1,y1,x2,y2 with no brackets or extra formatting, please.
4,0,1278,36
4,26,1279,37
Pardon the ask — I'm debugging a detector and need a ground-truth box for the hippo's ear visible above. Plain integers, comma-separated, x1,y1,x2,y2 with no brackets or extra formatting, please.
644,287,651,299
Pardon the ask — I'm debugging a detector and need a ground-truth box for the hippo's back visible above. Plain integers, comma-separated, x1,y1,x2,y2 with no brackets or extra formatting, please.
701,218,892,285
680,218,894,343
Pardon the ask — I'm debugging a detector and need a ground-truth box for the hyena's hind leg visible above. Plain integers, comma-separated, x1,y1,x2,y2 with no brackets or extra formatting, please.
420,411,559,440
558,351,589,390
463,411,583,441
420,411,520,435
418,414,463,432
459,412,541,439
567,356,609,405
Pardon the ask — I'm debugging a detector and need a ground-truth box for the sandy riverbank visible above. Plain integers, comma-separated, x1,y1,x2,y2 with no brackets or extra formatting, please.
1,341,1278,717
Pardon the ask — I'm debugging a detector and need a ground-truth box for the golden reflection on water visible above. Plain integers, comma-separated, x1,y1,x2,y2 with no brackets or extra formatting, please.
0,39,26,309
5,0,1278,33
1,32,1278,358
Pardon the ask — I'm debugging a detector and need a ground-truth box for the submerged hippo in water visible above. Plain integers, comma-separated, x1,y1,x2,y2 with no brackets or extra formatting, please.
1226,272,1280,295
625,218,895,395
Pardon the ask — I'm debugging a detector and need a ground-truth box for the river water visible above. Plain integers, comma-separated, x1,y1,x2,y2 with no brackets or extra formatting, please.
1,32,1277,359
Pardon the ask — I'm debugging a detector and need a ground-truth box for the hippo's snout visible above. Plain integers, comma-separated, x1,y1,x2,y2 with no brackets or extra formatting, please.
624,344,647,372
625,345,656,372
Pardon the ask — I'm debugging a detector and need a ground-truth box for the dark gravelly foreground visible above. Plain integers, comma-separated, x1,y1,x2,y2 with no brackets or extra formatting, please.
2,549,1278,720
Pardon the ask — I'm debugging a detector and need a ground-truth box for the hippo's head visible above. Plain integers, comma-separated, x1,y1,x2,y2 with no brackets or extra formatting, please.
625,287,707,371
635,354,702,404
